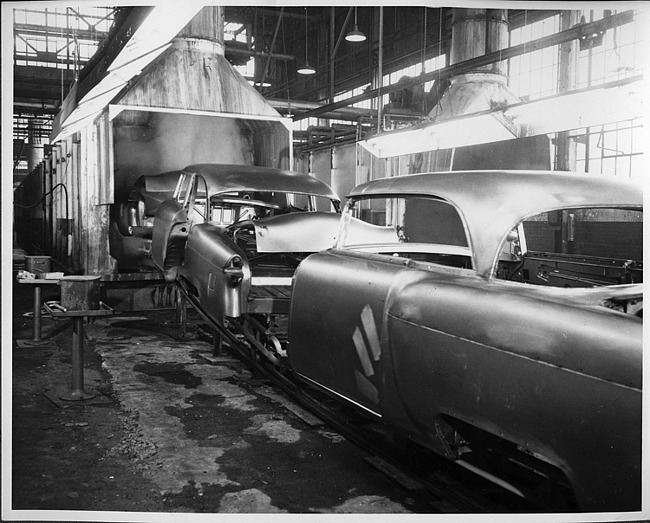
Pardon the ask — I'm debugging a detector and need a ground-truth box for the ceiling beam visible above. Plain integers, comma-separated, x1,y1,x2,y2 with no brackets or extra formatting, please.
14,23,109,42
224,7,317,24
14,104,60,115
225,46,295,62
15,64,76,82
268,98,374,122
14,65,75,107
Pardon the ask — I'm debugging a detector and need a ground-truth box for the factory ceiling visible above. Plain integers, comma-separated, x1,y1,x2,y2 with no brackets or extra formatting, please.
19,5,639,182
13,6,552,130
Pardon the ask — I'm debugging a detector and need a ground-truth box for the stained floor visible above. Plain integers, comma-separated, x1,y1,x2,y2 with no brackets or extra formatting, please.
8,261,432,519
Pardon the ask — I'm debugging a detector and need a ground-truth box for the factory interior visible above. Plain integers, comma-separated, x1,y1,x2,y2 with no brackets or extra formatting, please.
5,2,647,521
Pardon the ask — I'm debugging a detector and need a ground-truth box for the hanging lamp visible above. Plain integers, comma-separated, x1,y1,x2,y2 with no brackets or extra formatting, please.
297,7,316,75
345,7,366,42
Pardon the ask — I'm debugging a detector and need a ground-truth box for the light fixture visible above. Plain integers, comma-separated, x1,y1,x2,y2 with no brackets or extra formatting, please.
360,75,645,158
360,111,520,158
345,7,366,43
297,63,315,75
297,8,316,75
504,78,643,137
249,78,272,88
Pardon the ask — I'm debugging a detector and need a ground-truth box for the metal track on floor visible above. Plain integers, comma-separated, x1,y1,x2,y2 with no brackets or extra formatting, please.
178,284,542,514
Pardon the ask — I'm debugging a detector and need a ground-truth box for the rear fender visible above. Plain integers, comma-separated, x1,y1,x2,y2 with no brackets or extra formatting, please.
382,277,642,511
179,223,251,320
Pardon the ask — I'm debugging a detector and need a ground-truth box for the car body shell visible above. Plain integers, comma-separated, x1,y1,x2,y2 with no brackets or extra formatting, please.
151,163,342,319
288,170,642,512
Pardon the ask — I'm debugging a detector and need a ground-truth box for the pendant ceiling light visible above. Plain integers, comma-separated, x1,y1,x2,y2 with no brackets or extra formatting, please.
345,7,366,43
297,7,316,75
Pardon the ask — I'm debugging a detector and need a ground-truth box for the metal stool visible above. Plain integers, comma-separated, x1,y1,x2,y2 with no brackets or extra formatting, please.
45,276,113,402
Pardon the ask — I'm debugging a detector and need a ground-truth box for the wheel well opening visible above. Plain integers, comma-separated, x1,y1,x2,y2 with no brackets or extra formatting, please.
436,414,578,512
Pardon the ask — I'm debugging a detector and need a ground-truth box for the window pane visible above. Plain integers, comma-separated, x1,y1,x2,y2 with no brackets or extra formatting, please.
615,155,631,178
601,157,616,176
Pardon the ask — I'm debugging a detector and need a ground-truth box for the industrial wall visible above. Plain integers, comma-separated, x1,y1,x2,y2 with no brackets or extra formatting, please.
14,115,116,275
113,111,253,196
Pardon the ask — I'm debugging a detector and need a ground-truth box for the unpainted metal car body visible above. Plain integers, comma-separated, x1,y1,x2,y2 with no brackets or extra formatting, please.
151,163,343,324
288,170,643,512
109,170,181,271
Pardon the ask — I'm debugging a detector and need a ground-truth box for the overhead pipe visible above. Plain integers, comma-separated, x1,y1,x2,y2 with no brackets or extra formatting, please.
226,46,296,61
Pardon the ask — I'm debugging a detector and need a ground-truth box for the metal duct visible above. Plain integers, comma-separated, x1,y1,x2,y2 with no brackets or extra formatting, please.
116,7,281,120
429,9,520,122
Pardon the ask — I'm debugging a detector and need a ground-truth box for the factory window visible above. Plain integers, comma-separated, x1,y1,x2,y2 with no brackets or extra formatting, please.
380,55,446,110
386,55,446,96
508,10,645,178
577,10,643,88
77,40,99,61
571,9,645,178
224,22,249,44
334,55,446,113
571,120,644,177
13,115,53,143
334,84,373,110
236,58,256,84
13,6,113,69
294,117,321,132
508,14,561,100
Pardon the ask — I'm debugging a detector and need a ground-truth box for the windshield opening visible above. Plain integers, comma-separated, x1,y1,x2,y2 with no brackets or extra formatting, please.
338,195,472,269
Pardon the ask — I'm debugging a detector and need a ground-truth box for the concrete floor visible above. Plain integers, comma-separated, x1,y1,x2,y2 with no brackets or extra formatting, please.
8,252,432,519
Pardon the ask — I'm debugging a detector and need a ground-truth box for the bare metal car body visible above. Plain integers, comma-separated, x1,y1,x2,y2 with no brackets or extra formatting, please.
288,170,642,512
110,170,181,270
151,163,341,322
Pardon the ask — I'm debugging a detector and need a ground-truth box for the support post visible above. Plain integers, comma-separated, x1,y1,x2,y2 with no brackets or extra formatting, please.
59,317,96,401
176,290,187,337
555,10,580,172
32,284,42,342
213,329,223,356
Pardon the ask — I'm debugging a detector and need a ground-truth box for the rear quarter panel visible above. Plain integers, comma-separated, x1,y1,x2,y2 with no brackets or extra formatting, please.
179,223,250,320
384,277,641,511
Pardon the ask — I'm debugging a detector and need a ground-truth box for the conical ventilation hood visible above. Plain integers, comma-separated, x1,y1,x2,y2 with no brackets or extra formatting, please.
429,9,520,122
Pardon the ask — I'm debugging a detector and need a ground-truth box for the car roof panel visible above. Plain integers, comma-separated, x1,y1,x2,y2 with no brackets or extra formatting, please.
181,163,340,202
348,170,642,278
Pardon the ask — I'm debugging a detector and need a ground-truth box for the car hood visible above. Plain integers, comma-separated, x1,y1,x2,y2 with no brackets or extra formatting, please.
253,212,341,253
